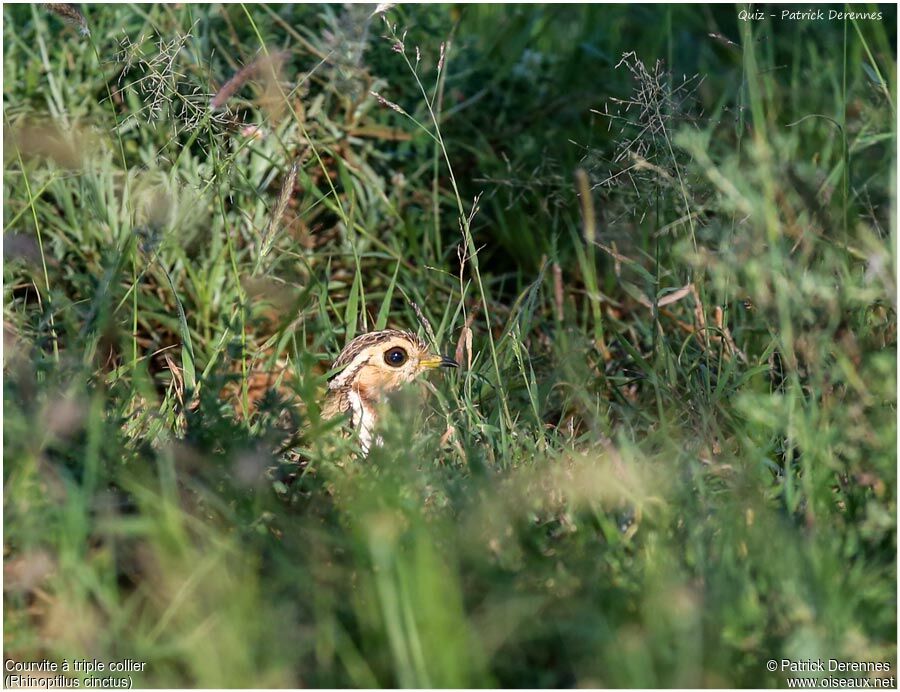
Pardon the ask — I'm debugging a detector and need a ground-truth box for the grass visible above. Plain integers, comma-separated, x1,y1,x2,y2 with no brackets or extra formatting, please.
3,3,897,688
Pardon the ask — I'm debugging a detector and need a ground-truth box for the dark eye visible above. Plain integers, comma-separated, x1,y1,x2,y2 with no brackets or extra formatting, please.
383,346,408,367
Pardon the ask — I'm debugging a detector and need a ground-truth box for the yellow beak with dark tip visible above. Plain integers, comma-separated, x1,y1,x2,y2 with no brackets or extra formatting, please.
421,354,459,369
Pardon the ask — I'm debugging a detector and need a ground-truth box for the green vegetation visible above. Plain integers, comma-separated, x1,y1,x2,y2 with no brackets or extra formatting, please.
3,4,896,687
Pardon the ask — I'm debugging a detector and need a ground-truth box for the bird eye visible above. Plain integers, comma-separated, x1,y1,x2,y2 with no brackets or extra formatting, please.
383,346,408,367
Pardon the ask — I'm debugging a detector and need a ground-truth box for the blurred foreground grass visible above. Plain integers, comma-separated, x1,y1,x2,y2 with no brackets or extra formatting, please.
3,4,897,687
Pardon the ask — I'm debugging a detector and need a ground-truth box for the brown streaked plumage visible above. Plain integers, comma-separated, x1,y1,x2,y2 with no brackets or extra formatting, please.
322,329,458,454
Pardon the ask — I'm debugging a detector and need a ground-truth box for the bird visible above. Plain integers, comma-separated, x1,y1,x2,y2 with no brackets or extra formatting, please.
321,329,458,454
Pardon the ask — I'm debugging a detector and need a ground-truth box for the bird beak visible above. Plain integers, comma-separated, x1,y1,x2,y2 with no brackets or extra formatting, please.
421,354,459,369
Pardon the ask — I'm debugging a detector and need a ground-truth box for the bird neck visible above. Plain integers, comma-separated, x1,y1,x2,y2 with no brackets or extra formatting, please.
347,389,378,455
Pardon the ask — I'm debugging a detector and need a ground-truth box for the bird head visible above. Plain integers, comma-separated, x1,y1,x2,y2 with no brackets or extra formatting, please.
322,329,458,455
328,329,458,401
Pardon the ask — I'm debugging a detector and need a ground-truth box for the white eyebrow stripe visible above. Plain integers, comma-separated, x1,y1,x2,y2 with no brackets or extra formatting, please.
329,351,371,390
